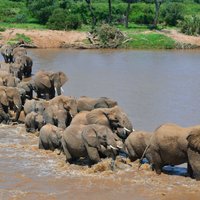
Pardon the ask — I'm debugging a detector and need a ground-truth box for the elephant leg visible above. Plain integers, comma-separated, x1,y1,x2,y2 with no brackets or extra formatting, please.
85,145,101,165
61,138,72,162
146,150,162,174
39,137,46,149
187,162,194,178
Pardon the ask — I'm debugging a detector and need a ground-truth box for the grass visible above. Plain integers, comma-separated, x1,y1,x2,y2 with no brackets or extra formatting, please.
7,33,32,45
0,22,46,30
122,32,176,49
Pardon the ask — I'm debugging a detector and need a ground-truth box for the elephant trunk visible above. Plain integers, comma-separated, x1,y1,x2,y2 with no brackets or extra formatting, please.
55,86,61,96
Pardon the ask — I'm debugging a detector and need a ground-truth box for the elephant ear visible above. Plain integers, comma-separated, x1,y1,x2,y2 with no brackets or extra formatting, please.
94,100,109,109
82,126,100,148
58,71,68,85
187,129,200,151
86,109,109,126
35,71,51,88
0,91,9,106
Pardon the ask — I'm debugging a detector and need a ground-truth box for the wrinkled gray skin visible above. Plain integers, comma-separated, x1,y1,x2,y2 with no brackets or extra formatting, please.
39,124,63,151
12,47,27,61
0,72,20,87
25,111,45,133
33,70,68,99
0,62,12,73
10,62,24,80
17,80,35,100
187,129,200,180
14,55,33,77
44,96,77,129
71,106,133,140
145,123,200,175
125,131,152,162
61,124,119,165
77,96,118,112
1,44,13,63
23,99,48,116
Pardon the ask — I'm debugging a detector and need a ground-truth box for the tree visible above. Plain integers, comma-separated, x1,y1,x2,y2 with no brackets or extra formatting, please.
108,0,112,24
85,0,96,28
153,0,163,27
28,0,56,24
122,0,137,28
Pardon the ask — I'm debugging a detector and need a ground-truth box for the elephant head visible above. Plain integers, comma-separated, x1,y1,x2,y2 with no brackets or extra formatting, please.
49,71,68,96
2,74,20,87
5,87,23,121
17,80,34,99
86,106,133,140
10,63,24,80
94,97,118,109
82,124,119,163
0,87,9,107
1,44,13,63
187,129,200,180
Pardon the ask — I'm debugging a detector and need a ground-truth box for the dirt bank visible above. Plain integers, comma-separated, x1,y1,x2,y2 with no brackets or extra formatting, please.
0,28,87,48
0,28,200,48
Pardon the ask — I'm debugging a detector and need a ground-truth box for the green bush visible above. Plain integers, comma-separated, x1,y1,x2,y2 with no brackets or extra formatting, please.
65,13,82,30
161,2,185,26
47,8,67,30
179,15,200,35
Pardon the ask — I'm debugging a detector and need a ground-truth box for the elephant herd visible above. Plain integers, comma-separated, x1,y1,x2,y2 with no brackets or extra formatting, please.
1,44,200,181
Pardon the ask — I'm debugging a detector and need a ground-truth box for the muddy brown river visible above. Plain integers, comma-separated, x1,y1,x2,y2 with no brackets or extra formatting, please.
1,49,200,199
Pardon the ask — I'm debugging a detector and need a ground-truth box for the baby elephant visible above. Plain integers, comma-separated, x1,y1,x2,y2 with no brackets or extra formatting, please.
25,111,45,133
125,131,152,162
61,124,120,165
39,123,64,151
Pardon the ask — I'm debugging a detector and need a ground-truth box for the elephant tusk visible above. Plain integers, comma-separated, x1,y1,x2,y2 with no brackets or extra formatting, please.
109,145,118,150
132,128,135,132
124,127,131,132
15,105,19,109
54,87,57,93
61,87,64,93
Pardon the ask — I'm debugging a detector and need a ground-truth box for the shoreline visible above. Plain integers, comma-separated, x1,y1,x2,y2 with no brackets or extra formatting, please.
0,28,200,49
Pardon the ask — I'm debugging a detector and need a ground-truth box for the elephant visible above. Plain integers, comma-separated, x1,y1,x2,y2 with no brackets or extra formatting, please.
0,62,12,73
17,80,35,100
71,106,133,140
39,123,63,151
0,87,10,123
10,62,24,80
61,124,120,165
25,111,45,133
144,123,200,175
2,86,24,121
14,55,33,78
33,70,68,99
0,44,13,63
43,95,77,129
186,129,200,180
77,96,118,112
23,99,48,116
12,47,27,61
125,131,152,162
0,72,20,87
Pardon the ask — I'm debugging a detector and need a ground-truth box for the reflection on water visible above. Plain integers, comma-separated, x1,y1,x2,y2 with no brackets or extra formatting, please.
1,49,200,199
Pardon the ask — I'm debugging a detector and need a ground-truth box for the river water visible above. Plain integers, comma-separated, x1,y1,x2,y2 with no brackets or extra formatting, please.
1,49,200,199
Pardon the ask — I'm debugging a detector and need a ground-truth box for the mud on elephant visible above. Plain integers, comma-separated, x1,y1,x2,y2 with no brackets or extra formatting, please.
144,123,200,176
61,124,121,165
71,106,133,140
39,123,63,151
33,70,68,99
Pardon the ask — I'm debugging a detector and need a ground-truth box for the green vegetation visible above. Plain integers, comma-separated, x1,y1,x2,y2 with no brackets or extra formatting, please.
0,0,199,49
123,32,176,49
7,33,32,44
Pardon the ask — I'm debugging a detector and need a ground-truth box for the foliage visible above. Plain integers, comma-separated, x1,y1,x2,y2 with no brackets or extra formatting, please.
7,33,32,44
27,0,56,24
123,32,176,49
47,8,67,30
94,23,125,48
179,15,200,35
161,2,185,26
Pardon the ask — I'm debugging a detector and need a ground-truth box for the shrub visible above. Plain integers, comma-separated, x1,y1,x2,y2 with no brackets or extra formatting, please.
65,13,82,30
47,8,67,30
179,15,200,35
161,2,185,26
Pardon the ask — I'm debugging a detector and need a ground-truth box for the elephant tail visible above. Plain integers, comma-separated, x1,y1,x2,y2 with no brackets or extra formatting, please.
138,136,152,170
